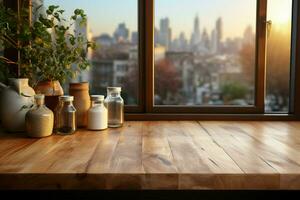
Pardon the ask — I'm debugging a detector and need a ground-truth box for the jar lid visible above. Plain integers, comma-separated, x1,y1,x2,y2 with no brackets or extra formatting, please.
90,95,104,101
107,87,121,92
59,95,74,102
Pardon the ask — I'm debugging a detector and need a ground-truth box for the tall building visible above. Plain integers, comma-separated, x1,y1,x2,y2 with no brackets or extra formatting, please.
94,34,113,47
178,32,188,51
201,28,210,50
114,23,130,43
74,17,93,59
32,0,46,22
211,29,218,53
131,31,138,45
243,25,255,44
73,17,93,82
190,15,201,48
215,17,223,52
158,18,172,50
154,27,159,45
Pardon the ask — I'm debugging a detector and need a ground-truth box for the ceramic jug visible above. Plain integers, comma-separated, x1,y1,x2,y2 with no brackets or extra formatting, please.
0,78,35,132
69,82,90,127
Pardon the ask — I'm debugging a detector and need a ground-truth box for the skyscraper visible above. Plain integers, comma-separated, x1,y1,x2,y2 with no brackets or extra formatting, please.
74,17,93,58
191,15,201,48
215,17,223,52
179,32,188,50
243,25,255,44
158,18,172,50
73,17,93,82
114,23,130,43
211,29,218,53
201,28,210,50
32,0,46,22
131,31,138,45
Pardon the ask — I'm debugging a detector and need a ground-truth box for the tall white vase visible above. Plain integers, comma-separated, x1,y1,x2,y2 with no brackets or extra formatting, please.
0,78,35,132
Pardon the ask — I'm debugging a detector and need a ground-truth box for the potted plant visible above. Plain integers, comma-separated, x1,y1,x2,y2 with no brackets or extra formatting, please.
26,5,95,111
0,2,36,132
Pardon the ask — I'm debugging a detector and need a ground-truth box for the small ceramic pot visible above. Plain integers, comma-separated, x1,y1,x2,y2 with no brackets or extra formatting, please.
34,80,64,111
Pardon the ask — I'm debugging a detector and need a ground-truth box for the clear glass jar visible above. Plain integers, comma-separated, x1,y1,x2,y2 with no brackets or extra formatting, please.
54,98,63,133
87,95,108,130
57,96,77,135
104,87,124,128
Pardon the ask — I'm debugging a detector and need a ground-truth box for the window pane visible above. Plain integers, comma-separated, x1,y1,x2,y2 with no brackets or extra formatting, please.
154,0,256,106
265,0,292,113
34,0,139,105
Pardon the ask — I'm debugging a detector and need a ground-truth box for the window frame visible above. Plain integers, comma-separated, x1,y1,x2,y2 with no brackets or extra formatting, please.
146,0,266,114
4,0,300,120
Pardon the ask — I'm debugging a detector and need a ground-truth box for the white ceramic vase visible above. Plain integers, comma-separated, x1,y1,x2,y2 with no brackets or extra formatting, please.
0,78,35,132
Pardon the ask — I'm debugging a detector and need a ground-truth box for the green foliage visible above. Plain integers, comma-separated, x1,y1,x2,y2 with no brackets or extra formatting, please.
0,3,95,84
23,5,95,83
0,2,32,82
220,81,248,102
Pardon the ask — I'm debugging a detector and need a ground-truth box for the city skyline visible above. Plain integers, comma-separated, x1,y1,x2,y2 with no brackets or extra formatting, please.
45,0,258,39
45,0,291,39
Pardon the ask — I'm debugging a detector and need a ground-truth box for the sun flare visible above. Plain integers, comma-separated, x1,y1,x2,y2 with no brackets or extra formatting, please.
268,0,292,26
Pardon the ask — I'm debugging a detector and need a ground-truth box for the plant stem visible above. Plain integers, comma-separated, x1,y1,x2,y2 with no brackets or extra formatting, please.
17,0,21,78
0,56,17,65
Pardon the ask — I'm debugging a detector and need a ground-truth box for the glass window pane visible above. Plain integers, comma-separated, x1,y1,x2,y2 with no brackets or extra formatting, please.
34,0,139,105
265,0,292,113
154,0,257,106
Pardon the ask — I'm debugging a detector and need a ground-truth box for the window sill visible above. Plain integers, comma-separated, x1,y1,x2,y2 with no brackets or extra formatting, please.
125,113,299,121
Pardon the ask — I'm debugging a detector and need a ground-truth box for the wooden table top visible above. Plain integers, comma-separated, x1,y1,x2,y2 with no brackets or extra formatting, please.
1,121,300,190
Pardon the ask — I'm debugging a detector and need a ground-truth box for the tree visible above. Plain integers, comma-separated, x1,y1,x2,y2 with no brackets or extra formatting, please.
123,61,139,105
239,42,255,86
221,81,248,103
154,59,181,104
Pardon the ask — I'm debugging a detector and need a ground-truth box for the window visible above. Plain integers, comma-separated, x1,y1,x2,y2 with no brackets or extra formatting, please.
5,0,300,119
266,0,293,113
154,0,257,107
35,0,140,107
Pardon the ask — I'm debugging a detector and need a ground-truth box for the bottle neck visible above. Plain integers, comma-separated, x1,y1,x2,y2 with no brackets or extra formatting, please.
91,100,104,107
35,99,45,107
62,101,73,106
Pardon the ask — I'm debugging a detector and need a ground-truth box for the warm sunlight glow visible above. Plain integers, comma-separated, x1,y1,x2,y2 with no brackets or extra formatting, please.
268,0,292,26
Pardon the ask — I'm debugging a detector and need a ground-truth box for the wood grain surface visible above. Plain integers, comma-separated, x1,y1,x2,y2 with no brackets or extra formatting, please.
0,121,300,190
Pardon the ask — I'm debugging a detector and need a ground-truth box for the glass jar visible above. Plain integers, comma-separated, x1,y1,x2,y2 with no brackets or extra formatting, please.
25,94,54,138
87,95,108,130
54,98,63,133
57,95,77,135
104,87,124,128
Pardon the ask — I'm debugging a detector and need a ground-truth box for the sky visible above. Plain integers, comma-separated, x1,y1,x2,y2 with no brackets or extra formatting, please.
45,0,292,40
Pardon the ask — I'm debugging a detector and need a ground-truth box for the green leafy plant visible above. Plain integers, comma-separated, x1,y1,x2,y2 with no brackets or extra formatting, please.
0,2,95,85
220,81,248,102
24,5,95,83
0,1,32,83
